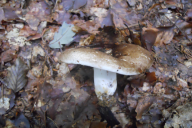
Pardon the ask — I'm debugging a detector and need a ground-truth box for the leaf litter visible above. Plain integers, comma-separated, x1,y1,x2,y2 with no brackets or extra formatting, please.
0,0,192,127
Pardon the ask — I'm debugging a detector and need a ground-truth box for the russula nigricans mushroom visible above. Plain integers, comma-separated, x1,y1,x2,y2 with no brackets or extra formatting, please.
59,44,153,100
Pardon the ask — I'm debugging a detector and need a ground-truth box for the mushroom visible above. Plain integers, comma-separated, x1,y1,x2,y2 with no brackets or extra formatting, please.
58,44,153,101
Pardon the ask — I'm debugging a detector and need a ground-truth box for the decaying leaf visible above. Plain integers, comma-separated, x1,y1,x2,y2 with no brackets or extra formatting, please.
0,7,18,23
25,1,51,31
19,25,37,37
49,22,76,48
0,97,10,115
0,49,16,65
142,26,175,50
135,96,155,120
164,102,192,128
0,87,15,115
6,27,31,47
6,58,28,92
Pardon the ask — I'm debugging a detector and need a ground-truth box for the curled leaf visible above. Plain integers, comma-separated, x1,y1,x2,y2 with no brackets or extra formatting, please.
6,58,28,92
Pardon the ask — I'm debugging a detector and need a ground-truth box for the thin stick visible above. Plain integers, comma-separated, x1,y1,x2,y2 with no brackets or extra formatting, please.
46,56,53,76
59,42,63,52
47,117,59,128
0,78,6,103
2,84,4,103
164,15,191,42
38,44,56,65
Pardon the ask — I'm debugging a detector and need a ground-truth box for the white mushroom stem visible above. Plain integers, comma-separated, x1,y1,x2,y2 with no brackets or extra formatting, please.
94,68,117,100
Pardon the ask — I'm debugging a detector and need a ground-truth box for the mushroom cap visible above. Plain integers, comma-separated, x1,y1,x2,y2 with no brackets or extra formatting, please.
59,44,153,75
113,44,154,73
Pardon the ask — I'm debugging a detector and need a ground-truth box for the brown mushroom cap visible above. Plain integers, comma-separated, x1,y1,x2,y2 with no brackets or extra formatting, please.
113,44,154,73
59,44,154,75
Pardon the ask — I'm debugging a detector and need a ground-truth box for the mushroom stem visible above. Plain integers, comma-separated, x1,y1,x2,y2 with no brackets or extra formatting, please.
94,68,117,100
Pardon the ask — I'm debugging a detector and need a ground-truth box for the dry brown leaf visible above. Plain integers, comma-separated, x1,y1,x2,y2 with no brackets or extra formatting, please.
0,7,18,23
111,2,141,29
135,96,155,120
72,20,100,34
52,11,71,24
25,1,51,30
19,26,37,37
165,0,181,7
145,72,157,84
0,49,16,65
73,0,87,10
142,26,174,50
186,8,192,18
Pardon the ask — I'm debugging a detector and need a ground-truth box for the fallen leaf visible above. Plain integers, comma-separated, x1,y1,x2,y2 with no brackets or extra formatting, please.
0,7,18,23
72,20,100,34
145,72,157,84
52,11,71,24
25,1,51,30
49,22,75,48
142,26,175,51
5,58,28,92
3,8,19,21
0,49,16,65
135,96,155,120
186,8,192,18
111,2,141,29
73,0,87,10
19,25,37,37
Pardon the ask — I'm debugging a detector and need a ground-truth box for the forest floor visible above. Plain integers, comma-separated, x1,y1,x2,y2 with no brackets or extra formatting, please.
0,0,192,128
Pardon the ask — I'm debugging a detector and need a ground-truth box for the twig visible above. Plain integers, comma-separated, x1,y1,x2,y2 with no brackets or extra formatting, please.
52,0,59,12
59,42,63,52
47,117,59,128
46,56,53,76
40,107,47,128
138,21,147,48
176,59,185,65
38,44,56,65
175,45,192,59
164,15,191,42
180,0,183,10
2,84,4,103
0,78,6,103
143,3,161,19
